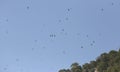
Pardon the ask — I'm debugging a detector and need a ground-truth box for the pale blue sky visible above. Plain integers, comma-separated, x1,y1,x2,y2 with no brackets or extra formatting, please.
0,0,120,72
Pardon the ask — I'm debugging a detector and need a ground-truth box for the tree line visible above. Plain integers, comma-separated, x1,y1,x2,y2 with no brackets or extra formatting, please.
58,49,120,72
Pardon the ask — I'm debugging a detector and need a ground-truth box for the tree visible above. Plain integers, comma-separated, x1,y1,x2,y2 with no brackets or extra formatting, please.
71,63,82,72
58,49,120,72
59,69,71,72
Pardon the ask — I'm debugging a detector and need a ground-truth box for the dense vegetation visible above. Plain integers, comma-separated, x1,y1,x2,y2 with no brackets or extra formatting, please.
58,49,120,72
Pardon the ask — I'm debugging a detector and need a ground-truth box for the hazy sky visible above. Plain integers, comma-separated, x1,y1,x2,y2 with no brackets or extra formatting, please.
0,0,120,72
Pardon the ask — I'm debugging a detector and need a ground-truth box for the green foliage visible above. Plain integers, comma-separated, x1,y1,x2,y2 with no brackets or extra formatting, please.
59,69,71,72
58,63,82,72
71,63,82,72
58,49,120,72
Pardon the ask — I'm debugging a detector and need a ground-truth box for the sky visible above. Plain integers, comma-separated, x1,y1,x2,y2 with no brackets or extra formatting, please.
0,0,120,72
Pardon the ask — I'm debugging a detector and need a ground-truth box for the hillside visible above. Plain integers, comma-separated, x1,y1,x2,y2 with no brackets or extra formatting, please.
58,49,120,72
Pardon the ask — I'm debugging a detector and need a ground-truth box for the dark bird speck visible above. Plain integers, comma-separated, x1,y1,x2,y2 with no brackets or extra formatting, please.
101,8,104,11
27,6,30,10
16,58,19,62
90,43,93,46
93,41,95,43
50,34,53,37
81,46,83,48
53,34,56,37
86,35,88,37
65,32,68,35
50,34,56,37
67,8,72,12
65,17,69,20
34,40,38,43
6,19,8,22
59,20,61,23
42,46,46,49
68,9,70,11
32,48,34,51
111,2,114,5
61,29,64,31
3,67,7,70
62,50,66,54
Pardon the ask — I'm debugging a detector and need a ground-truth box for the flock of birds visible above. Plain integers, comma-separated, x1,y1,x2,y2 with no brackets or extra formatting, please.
0,1,118,72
